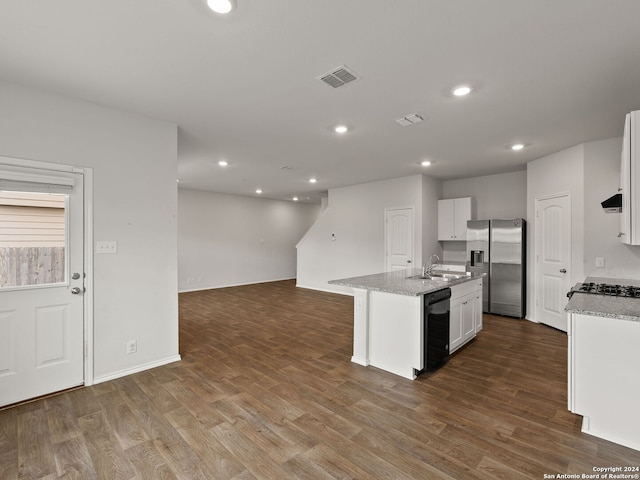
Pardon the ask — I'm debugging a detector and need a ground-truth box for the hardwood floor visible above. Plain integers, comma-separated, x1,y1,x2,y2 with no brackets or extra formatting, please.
1,279,639,479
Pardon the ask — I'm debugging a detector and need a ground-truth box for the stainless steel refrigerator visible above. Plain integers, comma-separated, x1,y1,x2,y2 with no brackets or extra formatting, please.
466,219,526,318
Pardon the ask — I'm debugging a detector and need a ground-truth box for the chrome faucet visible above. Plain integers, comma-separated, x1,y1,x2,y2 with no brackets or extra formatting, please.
423,254,441,276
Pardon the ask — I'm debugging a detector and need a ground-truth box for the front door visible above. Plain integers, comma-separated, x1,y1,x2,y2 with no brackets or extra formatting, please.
0,165,85,407
535,194,571,331
385,207,414,272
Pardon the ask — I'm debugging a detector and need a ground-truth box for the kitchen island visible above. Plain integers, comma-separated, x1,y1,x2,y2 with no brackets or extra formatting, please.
565,277,640,452
329,269,483,380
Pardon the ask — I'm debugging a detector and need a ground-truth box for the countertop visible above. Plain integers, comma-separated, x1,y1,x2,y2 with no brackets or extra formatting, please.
328,269,483,297
564,276,640,323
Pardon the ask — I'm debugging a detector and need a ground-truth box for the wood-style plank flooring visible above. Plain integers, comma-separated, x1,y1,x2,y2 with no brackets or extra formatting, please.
1,279,639,479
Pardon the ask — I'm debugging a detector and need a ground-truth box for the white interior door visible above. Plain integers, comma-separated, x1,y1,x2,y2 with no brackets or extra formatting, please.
535,194,571,332
385,207,414,272
0,166,85,407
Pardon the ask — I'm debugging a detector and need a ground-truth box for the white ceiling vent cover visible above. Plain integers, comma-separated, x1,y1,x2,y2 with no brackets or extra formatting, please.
317,65,359,88
395,113,424,126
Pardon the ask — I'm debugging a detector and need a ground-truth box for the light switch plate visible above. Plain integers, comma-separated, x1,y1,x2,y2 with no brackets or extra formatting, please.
96,241,118,254
595,257,605,268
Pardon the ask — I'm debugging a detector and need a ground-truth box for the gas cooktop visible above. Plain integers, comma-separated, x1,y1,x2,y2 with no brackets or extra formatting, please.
568,282,640,298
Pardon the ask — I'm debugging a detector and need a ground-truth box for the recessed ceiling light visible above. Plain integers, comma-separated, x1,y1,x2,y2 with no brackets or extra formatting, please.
293,197,299,202
218,160,228,167
452,85,472,97
421,160,432,167
309,178,318,184
207,0,235,14
334,125,348,134
511,143,525,151
255,188,262,194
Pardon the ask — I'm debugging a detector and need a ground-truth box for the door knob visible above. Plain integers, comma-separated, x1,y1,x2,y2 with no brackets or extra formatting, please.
559,268,567,273
71,287,82,295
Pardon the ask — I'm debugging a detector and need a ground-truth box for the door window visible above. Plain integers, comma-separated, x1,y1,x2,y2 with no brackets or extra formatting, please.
0,191,67,289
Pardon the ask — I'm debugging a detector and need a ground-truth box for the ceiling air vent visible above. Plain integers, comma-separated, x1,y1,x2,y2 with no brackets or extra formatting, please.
395,113,424,126
317,65,359,88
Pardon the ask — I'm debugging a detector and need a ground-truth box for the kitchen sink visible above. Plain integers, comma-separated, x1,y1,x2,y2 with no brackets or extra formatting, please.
408,272,471,281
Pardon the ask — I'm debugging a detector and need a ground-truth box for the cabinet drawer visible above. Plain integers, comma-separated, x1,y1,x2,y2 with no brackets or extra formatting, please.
451,281,476,300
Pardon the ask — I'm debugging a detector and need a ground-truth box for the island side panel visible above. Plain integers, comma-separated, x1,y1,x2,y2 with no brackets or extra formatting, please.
351,288,370,366
570,313,640,452
368,291,423,380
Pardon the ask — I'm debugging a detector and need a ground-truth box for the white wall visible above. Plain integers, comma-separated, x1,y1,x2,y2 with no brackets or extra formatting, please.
583,137,640,279
440,170,527,262
443,170,527,219
421,174,443,266
0,80,179,381
527,143,586,321
178,189,320,291
297,174,441,294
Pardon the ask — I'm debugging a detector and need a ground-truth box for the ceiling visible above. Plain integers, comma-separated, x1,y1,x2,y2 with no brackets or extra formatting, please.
1,1,640,204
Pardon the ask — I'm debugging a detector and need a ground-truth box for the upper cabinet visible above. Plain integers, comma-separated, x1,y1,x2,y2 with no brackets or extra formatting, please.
438,197,472,241
620,110,639,245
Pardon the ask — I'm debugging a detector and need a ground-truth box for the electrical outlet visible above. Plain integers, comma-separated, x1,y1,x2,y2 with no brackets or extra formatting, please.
126,340,137,354
595,257,605,268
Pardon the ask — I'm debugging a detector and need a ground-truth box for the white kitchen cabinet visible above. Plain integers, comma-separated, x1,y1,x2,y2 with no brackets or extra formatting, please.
474,288,483,333
449,293,475,353
568,312,640,451
461,296,475,341
438,197,472,241
620,110,640,245
449,278,482,353
449,295,464,352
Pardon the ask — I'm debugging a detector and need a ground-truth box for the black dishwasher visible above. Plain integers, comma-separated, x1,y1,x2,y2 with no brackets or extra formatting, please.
424,288,451,371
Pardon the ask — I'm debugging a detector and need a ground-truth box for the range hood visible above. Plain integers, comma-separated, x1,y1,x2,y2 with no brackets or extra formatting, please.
601,193,622,213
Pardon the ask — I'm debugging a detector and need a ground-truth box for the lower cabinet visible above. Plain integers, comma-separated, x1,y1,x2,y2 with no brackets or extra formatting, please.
449,297,462,351
567,312,640,451
450,279,483,353
474,290,483,333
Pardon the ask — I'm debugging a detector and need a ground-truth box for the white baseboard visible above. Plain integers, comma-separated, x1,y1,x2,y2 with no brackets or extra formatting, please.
92,355,182,385
179,277,296,293
581,416,640,452
351,356,368,366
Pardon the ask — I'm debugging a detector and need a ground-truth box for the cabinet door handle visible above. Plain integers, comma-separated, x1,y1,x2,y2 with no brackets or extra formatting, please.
559,268,567,273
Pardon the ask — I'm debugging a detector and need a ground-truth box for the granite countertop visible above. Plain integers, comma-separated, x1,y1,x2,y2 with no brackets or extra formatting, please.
564,276,640,323
328,269,483,297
